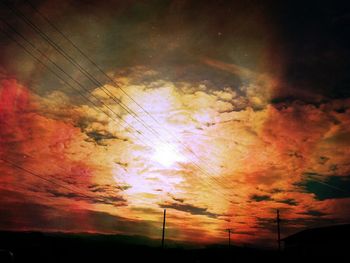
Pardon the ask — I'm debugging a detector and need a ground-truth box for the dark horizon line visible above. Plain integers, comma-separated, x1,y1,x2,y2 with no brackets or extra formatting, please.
0,229,274,250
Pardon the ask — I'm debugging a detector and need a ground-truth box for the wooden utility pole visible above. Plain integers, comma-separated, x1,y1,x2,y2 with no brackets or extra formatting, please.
277,209,281,251
161,209,166,249
226,229,233,249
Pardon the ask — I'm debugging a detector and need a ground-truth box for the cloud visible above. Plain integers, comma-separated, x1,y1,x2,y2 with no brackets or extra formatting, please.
2,66,350,245
277,199,298,206
250,195,272,202
301,175,350,201
159,202,220,219
46,189,127,206
0,0,349,247
85,130,127,146
0,197,160,238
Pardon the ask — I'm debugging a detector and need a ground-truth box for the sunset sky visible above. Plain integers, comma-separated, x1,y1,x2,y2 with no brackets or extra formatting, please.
1,0,350,247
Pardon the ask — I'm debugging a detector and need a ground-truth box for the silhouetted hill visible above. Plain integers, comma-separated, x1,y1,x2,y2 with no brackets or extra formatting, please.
2,229,348,263
0,230,281,263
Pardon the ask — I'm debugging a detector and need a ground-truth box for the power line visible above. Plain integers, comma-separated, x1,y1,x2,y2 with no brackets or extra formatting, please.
17,0,232,189
0,23,155,151
3,4,148,137
0,157,110,203
2,24,235,208
1,4,237,203
8,0,345,213
0,24,235,205
305,173,350,194
3,0,167,142
6,1,344,238
23,0,210,160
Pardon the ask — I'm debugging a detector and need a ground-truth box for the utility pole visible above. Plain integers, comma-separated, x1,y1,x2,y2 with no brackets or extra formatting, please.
277,209,281,251
226,229,233,249
161,209,166,249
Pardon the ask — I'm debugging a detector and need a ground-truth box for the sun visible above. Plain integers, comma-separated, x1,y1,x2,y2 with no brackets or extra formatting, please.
152,143,185,167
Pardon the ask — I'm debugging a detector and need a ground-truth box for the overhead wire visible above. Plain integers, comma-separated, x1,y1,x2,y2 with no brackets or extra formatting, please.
15,0,234,189
3,4,236,202
305,173,350,194
0,19,235,204
0,22,156,151
0,157,122,204
2,5,347,220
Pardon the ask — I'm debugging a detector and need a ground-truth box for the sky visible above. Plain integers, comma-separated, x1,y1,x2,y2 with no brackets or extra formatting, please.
1,0,350,247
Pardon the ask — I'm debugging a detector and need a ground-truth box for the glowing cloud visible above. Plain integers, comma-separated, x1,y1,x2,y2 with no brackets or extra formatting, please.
152,143,185,167
2,68,350,246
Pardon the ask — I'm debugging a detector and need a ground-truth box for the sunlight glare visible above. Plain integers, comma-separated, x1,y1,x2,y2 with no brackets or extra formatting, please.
152,143,185,167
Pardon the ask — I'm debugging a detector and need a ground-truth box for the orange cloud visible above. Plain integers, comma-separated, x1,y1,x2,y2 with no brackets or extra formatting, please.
1,70,350,246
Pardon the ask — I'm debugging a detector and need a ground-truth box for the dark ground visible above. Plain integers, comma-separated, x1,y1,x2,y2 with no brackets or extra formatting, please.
0,231,348,263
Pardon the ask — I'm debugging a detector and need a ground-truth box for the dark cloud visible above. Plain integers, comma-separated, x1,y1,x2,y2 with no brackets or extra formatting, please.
0,199,159,237
299,210,328,217
276,199,298,206
0,201,61,230
47,189,127,206
88,183,130,192
302,174,350,201
1,0,349,102
131,207,161,215
319,156,330,165
83,129,129,146
75,117,130,146
86,210,160,236
271,0,350,100
114,161,129,169
250,195,272,202
86,131,119,144
0,0,278,96
255,215,340,241
171,196,185,203
159,202,220,219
